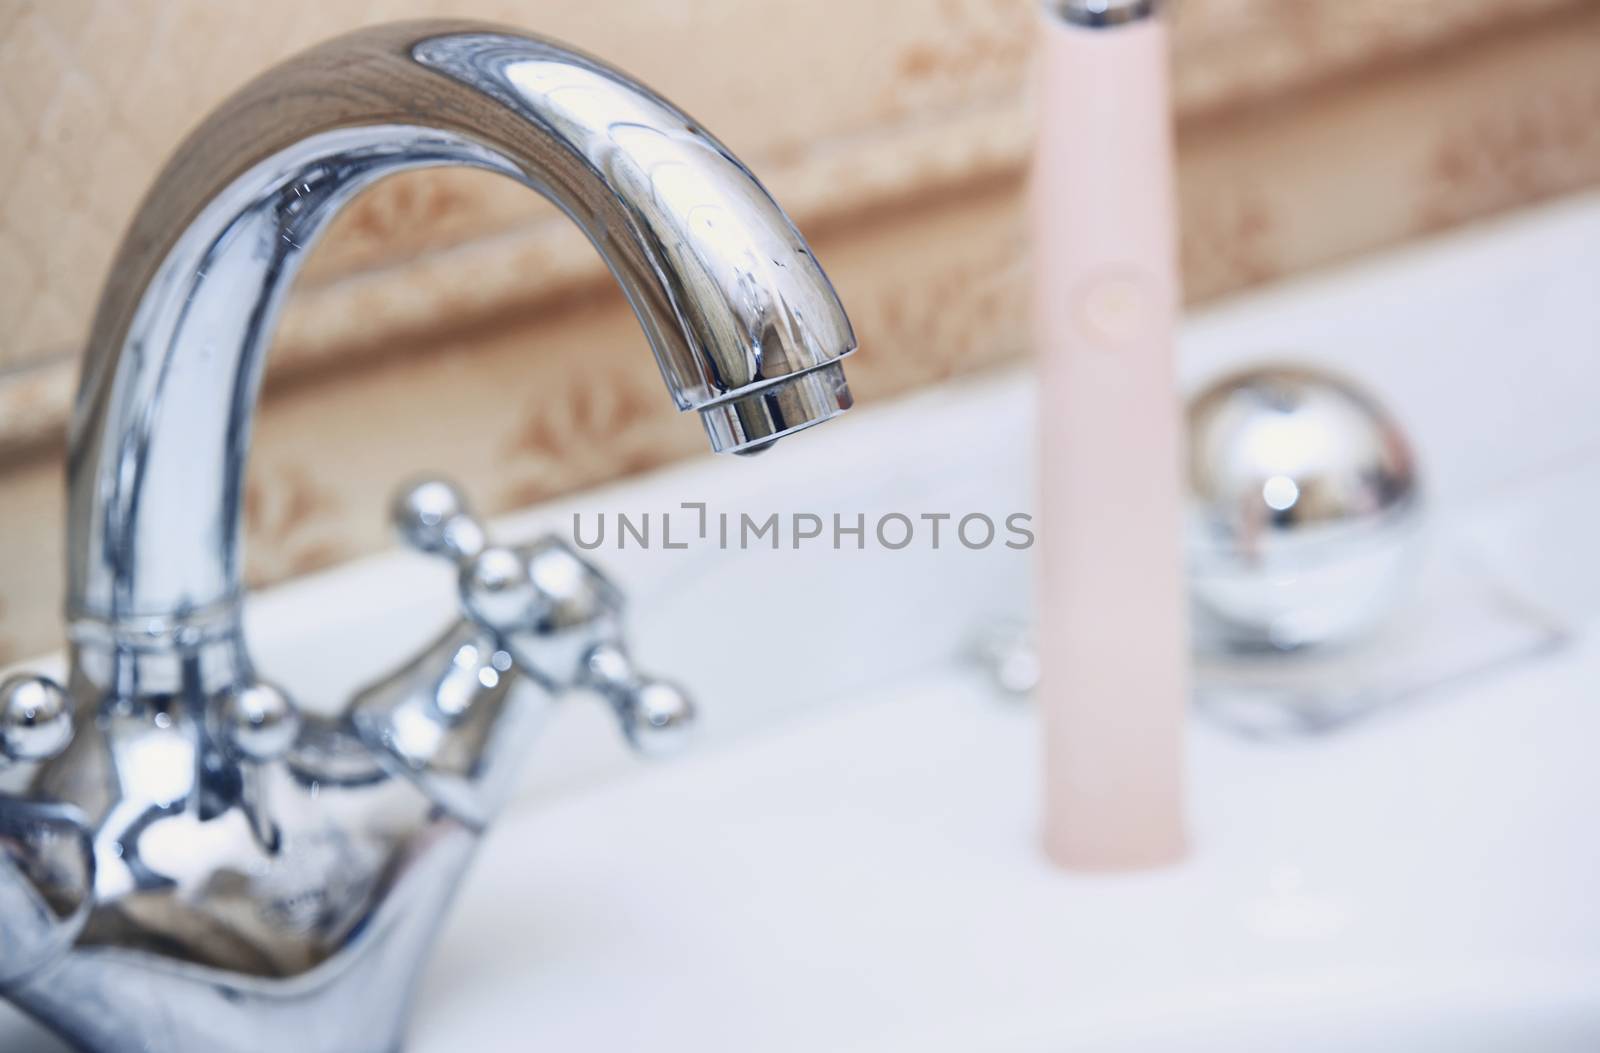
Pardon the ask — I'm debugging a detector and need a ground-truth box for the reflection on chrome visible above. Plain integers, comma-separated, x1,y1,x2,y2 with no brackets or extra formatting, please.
0,21,853,1053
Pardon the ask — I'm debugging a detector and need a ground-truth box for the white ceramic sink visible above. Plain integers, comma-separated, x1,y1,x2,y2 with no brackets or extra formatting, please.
408,651,1600,1052
5,192,1600,1050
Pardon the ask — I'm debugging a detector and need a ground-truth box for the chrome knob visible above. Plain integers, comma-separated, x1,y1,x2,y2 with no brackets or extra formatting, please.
213,681,302,762
0,675,75,765
583,642,695,757
391,476,486,562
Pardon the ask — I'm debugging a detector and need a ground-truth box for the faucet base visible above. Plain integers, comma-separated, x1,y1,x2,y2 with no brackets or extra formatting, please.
5,821,476,1053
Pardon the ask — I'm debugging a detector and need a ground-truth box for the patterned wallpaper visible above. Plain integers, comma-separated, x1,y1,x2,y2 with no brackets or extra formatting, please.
0,0,1589,452
0,0,1598,660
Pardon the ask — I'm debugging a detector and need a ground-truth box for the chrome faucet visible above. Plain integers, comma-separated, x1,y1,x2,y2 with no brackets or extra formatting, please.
0,21,854,1052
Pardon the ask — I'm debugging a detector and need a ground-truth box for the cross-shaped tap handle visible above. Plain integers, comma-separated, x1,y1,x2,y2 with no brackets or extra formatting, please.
389,477,693,756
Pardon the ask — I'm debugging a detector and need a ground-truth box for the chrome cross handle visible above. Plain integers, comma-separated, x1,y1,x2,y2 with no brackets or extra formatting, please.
350,478,693,824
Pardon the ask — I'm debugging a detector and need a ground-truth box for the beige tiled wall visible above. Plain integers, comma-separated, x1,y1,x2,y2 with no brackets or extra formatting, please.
1,0,1598,660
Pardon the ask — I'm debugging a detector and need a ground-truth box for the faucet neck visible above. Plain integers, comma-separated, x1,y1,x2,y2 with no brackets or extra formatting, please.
70,122,509,638
67,22,854,666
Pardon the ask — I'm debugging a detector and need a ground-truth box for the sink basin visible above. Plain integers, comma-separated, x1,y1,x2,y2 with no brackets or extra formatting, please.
5,656,1599,1051
5,192,1600,1050
402,644,1600,1052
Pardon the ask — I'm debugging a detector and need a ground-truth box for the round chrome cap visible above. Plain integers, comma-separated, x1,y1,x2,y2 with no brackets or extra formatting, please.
1187,365,1423,651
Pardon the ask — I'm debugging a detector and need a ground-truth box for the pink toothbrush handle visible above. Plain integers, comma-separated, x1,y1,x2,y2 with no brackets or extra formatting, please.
1031,4,1188,870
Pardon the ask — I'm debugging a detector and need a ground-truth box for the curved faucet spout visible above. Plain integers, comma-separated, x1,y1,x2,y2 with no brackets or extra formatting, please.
68,19,854,636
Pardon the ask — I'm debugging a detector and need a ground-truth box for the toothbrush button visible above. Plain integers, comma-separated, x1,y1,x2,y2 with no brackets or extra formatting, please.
1077,272,1154,346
